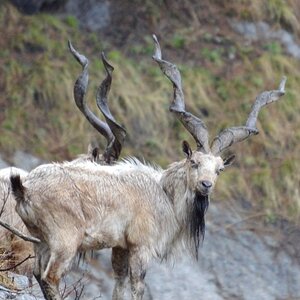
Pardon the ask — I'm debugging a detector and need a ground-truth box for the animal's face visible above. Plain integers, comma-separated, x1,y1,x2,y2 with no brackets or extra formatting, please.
183,141,234,196
188,151,224,195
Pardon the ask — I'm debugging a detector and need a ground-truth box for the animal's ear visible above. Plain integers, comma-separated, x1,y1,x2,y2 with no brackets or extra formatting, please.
87,143,99,161
223,154,235,167
182,140,192,159
92,147,99,161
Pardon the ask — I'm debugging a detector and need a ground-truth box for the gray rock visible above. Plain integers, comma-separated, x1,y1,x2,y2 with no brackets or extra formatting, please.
0,273,43,299
64,0,110,31
10,0,66,14
0,154,9,169
12,151,46,171
231,20,300,60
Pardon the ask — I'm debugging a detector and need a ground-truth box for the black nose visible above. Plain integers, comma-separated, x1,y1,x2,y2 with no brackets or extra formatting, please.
201,180,212,189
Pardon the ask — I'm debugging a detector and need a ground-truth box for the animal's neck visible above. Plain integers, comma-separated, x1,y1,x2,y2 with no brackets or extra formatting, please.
160,160,192,223
160,160,209,258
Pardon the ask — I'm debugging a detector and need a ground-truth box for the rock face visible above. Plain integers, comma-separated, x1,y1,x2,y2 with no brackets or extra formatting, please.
0,155,9,169
10,0,66,14
64,0,110,31
12,151,46,172
231,21,300,60
0,151,46,172
9,0,111,31
1,199,299,300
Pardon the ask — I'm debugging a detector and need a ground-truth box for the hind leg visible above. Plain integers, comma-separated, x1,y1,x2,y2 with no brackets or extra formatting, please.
40,245,78,300
40,252,62,300
111,247,129,300
33,249,61,300
33,243,51,298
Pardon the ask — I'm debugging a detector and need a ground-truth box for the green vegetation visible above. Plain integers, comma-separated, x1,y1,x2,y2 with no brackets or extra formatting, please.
64,15,79,29
171,33,186,49
201,48,223,66
264,41,283,55
0,0,300,224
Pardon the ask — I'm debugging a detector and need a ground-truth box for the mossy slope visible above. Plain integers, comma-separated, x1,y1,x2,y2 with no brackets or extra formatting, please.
1,0,300,222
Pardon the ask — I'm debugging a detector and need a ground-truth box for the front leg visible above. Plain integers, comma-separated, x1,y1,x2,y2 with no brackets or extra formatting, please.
129,249,148,300
111,247,129,300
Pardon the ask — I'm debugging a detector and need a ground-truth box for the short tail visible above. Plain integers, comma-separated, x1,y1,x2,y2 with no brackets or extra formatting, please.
10,175,25,204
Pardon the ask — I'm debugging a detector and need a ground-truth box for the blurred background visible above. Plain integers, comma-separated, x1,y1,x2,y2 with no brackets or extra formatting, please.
0,0,300,299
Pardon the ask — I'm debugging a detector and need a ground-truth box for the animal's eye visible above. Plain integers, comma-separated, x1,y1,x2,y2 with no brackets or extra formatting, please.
216,167,224,175
190,160,198,168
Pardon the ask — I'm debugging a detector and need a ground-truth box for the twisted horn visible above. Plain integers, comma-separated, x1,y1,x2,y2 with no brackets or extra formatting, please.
211,77,287,155
152,34,210,153
96,52,127,163
69,41,126,163
68,41,114,145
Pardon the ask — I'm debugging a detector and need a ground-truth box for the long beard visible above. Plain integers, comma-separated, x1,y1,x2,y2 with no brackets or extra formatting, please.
189,191,209,258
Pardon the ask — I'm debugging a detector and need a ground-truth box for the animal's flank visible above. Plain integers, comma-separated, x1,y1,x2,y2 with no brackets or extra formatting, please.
10,175,25,204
